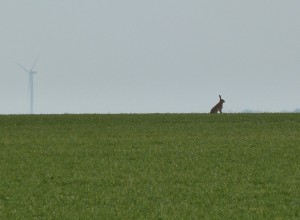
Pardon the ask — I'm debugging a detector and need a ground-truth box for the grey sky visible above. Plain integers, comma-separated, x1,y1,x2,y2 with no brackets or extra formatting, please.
1,0,299,114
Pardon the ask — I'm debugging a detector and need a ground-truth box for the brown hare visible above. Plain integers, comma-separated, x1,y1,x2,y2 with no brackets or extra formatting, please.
210,95,225,114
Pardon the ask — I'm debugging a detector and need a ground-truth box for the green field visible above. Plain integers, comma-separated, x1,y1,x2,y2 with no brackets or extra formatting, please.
0,114,299,219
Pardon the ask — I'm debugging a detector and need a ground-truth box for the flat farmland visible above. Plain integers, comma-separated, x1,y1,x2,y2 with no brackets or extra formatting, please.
0,114,299,219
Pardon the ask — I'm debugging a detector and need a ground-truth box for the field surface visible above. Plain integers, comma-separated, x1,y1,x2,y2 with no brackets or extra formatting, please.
0,114,299,219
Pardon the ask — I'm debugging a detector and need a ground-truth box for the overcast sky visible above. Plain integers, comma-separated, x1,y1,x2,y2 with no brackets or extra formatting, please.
0,0,299,114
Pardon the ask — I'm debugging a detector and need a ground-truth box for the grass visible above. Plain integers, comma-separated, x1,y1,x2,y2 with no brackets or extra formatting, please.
0,113,299,219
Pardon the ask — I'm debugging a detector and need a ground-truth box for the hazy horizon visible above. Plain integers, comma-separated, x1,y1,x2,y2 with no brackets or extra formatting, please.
1,1,299,114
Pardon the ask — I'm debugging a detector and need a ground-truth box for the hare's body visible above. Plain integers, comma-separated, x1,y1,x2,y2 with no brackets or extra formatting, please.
210,95,225,114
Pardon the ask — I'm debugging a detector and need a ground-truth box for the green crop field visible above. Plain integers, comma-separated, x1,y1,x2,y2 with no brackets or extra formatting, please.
0,114,299,219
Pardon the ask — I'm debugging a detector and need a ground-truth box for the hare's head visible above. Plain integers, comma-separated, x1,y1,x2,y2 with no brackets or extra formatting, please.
219,95,225,103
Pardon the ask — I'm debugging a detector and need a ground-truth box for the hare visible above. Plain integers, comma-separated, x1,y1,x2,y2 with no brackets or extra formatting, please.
210,95,225,114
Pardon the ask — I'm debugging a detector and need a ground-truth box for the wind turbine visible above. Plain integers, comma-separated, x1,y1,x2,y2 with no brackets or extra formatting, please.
16,56,39,114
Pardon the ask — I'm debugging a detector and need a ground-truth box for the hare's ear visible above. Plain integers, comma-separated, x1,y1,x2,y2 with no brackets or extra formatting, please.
219,95,221,100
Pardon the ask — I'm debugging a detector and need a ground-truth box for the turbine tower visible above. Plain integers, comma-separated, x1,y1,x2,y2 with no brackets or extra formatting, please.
16,56,39,114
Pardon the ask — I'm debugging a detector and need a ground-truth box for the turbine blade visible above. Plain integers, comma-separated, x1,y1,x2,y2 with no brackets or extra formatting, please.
28,75,31,96
30,55,39,72
15,62,29,73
